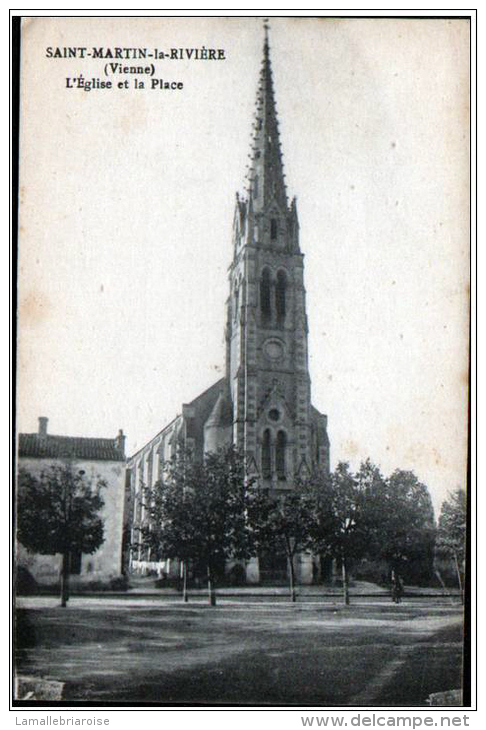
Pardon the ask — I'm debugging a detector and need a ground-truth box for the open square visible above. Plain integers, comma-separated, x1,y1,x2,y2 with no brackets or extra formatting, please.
15,594,463,706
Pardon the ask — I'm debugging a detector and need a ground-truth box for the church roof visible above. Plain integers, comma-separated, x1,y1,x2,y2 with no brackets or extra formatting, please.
127,378,227,464
186,377,227,413
18,433,126,462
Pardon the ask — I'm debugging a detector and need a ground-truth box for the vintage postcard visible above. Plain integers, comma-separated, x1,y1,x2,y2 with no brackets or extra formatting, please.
14,15,471,708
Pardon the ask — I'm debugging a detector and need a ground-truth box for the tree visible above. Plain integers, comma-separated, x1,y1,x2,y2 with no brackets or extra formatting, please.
17,463,106,606
355,458,392,576
249,485,317,602
139,447,257,606
307,463,370,605
364,468,436,586
436,488,467,598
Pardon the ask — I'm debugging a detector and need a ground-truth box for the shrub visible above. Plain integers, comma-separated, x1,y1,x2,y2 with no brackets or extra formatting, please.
15,566,38,596
109,575,130,591
75,575,131,592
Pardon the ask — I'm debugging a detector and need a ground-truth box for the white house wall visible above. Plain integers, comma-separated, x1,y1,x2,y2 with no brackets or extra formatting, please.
17,456,126,584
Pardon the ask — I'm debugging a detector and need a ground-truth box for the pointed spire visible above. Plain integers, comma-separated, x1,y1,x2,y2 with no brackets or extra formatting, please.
248,21,288,214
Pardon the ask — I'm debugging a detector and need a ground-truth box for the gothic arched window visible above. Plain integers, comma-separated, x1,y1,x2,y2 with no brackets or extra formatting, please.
276,270,287,321
262,429,272,479
271,218,278,240
260,268,272,321
276,430,287,479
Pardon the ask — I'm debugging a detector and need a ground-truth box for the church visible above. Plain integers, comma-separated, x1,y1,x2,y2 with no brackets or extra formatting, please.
127,27,330,585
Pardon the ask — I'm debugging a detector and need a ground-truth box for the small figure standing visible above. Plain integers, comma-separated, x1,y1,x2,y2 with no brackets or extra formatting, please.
391,569,403,604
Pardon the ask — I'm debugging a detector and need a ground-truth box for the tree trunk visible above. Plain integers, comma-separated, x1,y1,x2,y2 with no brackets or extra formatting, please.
60,551,70,607
434,569,455,605
207,564,216,606
341,556,350,606
289,554,296,603
453,552,464,604
182,560,189,603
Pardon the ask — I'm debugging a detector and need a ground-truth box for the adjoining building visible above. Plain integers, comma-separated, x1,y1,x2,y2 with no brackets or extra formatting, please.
17,417,127,585
127,28,331,585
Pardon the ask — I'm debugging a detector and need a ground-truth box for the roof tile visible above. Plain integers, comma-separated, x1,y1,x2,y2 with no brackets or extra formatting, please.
18,433,125,462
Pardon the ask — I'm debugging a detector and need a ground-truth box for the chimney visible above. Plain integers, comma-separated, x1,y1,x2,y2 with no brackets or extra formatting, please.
115,429,126,455
38,417,48,437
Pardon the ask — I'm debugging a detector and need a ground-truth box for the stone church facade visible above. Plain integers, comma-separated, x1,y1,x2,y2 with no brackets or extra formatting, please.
127,30,330,584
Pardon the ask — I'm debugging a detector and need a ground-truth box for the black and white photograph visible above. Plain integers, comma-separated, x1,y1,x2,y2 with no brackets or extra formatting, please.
13,13,472,709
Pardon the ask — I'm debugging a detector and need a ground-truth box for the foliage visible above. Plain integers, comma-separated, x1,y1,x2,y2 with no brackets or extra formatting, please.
17,463,106,605
248,482,317,601
378,469,435,581
138,447,258,604
304,463,370,603
436,488,466,595
76,575,131,592
136,445,438,601
15,566,38,596
249,486,316,557
352,462,436,583
436,488,466,562
315,463,370,561
17,464,106,557
303,460,437,595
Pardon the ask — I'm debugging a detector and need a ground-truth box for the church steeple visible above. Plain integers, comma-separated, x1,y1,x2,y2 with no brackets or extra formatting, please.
247,23,288,215
224,22,328,494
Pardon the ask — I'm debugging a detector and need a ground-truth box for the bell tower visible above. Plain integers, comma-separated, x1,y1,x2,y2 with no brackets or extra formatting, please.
225,25,329,491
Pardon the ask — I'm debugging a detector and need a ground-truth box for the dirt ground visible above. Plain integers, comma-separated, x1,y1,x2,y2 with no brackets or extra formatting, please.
15,595,464,706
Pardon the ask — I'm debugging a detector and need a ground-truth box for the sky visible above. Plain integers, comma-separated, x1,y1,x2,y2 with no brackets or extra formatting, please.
17,16,470,516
